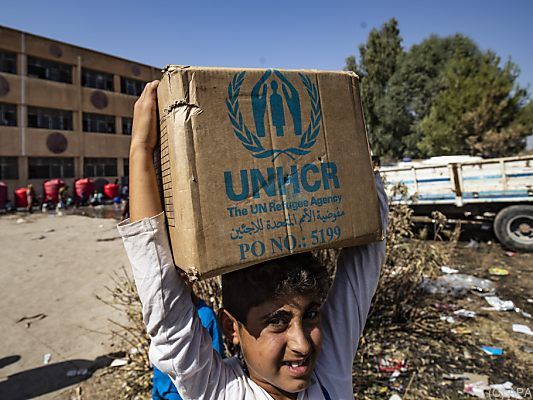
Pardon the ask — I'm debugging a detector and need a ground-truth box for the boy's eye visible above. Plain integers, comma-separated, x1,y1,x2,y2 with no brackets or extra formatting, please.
268,317,289,327
264,310,292,329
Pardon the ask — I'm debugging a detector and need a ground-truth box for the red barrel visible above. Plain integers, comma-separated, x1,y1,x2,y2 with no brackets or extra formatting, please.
103,183,119,199
0,182,7,209
15,188,28,208
43,179,65,203
75,178,94,200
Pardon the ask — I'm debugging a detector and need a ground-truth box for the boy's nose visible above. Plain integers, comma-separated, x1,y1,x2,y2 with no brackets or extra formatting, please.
287,324,312,355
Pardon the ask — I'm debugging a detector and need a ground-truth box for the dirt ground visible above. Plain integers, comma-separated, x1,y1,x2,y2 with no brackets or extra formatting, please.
0,211,531,399
0,211,128,400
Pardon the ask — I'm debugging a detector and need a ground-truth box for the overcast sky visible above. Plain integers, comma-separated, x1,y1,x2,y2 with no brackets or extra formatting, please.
2,0,532,91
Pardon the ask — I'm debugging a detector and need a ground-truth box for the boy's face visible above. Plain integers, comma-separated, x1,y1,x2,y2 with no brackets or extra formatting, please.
234,293,323,397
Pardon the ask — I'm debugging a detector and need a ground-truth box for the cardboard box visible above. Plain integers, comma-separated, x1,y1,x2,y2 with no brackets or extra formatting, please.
156,66,382,279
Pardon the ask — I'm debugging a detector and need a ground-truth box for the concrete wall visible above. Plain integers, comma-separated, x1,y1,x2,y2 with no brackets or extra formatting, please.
0,25,159,200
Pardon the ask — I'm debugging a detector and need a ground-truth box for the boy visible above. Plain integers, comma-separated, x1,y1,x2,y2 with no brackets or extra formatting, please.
118,80,387,400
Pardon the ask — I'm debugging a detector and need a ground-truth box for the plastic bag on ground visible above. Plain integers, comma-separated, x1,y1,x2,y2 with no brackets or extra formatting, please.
421,274,495,297
483,296,515,311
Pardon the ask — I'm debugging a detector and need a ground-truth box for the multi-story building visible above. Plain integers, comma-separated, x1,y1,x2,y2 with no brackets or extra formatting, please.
0,25,160,199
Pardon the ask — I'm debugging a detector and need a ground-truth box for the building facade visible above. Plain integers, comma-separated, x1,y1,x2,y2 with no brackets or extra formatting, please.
0,25,160,199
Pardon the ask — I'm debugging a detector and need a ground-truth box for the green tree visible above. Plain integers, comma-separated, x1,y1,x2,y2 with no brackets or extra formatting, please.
384,34,480,157
345,18,403,157
346,23,531,159
344,55,359,76
418,51,529,157
515,101,533,132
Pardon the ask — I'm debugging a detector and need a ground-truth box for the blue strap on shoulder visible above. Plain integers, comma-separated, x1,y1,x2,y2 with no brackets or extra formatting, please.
320,384,332,400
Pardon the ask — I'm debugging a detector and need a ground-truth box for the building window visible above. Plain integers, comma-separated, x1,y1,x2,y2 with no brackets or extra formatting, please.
28,157,74,179
83,113,116,133
82,68,114,91
122,117,133,135
28,107,73,130
0,157,18,179
120,77,145,96
0,50,17,74
27,56,72,84
0,103,17,126
84,157,117,177
123,158,129,176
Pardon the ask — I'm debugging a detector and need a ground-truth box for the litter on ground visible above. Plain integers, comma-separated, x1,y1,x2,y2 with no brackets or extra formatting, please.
463,373,490,398
480,346,503,356
453,309,477,318
110,358,129,367
377,354,408,373
451,327,473,334
43,353,51,365
483,296,515,311
441,266,459,274
488,267,510,276
512,324,532,336
421,274,494,297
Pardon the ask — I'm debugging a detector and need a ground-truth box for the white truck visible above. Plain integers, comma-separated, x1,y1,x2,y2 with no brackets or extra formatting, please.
380,155,533,252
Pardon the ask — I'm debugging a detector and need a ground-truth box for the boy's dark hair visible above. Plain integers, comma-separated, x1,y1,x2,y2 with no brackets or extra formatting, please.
221,252,329,324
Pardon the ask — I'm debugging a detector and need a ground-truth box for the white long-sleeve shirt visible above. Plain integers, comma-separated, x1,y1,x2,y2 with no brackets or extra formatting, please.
117,174,388,400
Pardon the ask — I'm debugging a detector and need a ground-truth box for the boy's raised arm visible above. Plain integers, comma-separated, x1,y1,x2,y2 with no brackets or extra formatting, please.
129,80,163,222
118,81,232,399
315,173,388,398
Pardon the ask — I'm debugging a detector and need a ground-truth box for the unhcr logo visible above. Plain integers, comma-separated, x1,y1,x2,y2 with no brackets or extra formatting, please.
224,70,339,202
226,69,322,161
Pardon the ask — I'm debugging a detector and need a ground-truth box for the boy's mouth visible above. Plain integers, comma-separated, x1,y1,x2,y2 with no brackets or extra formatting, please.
281,357,311,377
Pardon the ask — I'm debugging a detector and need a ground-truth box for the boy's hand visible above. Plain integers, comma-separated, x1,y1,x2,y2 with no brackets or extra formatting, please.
129,80,163,222
131,80,160,153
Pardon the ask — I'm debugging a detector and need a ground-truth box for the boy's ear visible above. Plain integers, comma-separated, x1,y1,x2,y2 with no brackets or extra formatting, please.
218,308,240,346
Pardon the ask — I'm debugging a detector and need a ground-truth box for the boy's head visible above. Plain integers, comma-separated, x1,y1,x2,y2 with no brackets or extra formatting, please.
220,252,329,397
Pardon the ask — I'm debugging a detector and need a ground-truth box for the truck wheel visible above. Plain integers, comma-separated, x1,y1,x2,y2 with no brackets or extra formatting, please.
494,205,533,252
